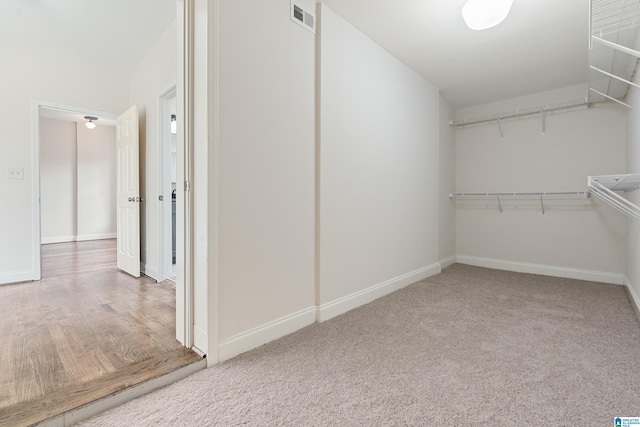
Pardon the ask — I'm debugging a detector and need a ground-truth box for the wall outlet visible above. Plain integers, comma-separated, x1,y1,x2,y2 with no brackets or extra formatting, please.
7,168,24,179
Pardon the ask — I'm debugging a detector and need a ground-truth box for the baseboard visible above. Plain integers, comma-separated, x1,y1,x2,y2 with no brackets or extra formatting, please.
36,358,206,427
439,255,457,270
218,306,316,363
41,235,77,244
76,233,117,242
0,269,36,286
41,234,116,244
625,276,640,323
140,263,159,282
456,255,624,285
193,326,207,356
317,263,442,323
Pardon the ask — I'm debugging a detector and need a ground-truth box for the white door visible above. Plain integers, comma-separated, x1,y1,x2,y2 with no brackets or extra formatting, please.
116,105,141,277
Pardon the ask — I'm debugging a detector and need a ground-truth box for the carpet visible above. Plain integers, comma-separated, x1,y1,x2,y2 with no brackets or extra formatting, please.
77,264,640,426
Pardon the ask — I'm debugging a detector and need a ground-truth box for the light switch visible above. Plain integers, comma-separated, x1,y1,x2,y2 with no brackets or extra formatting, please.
7,168,24,179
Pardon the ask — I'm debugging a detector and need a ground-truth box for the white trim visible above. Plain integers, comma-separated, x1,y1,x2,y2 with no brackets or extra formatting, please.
439,255,457,270
0,270,35,286
31,100,118,284
76,233,117,242
41,235,77,244
456,255,624,285
207,0,221,367
317,263,442,323
218,307,316,363
31,100,42,282
40,234,117,244
194,326,207,353
625,276,640,321
37,358,206,427
140,263,159,282
158,85,177,283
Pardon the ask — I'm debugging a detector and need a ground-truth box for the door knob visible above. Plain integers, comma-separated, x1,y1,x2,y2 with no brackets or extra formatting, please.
128,197,134,202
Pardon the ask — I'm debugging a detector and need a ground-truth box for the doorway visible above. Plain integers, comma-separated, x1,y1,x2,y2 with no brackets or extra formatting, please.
35,103,118,279
160,87,178,282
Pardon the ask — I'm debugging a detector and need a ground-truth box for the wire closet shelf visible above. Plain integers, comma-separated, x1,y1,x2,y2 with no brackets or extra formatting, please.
452,174,640,219
449,191,588,214
587,174,640,220
588,0,640,107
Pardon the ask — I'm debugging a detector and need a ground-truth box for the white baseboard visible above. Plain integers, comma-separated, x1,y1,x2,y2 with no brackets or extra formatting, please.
36,358,206,427
317,263,442,323
0,269,36,286
76,233,117,242
625,276,640,322
41,235,77,244
218,306,316,363
439,255,457,270
193,326,207,357
41,234,116,245
457,255,624,285
140,263,159,282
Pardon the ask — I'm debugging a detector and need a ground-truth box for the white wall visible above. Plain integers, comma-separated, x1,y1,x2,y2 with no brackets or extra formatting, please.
40,118,116,244
129,18,178,280
318,5,441,320
77,123,117,241
439,96,456,264
216,0,316,343
455,87,626,282
40,118,77,243
625,74,640,306
0,38,129,284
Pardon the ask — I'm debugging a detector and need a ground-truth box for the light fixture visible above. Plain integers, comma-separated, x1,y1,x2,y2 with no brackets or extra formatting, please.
170,114,176,134
84,116,98,129
462,0,514,31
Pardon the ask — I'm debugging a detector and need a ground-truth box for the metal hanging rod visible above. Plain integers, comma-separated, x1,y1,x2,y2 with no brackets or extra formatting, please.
450,192,588,198
592,36,640,59
450,191,589,215
449,98,588,128
589,88,633,108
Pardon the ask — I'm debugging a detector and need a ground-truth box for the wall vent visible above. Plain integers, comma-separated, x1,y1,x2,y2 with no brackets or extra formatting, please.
290,0,316,34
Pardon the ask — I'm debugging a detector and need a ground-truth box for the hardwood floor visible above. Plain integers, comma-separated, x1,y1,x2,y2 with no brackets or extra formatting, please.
0,240,201,427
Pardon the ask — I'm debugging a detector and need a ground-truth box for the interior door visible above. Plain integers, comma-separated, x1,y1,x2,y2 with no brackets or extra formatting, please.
116,105,141,277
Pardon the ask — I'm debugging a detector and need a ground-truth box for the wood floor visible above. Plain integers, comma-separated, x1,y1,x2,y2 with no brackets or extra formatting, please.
0,240,201,427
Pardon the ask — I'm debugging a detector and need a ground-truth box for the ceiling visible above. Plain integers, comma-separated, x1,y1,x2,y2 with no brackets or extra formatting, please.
40,107,116,128
1,0,590,109
0,0,175,124
321,0,590,108
0,0,176,75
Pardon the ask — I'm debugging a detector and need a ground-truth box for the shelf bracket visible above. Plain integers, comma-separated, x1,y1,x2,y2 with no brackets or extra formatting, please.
592,36,640,60
497,118,504,139
497,195,503,214
589,88,632,108
541,111,546,135
540,196,545,215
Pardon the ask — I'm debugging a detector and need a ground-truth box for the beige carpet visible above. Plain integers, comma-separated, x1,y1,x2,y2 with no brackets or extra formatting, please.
78,264,640,426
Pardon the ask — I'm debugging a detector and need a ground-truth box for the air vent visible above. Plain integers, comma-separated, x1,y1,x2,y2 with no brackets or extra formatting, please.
290,0,316,34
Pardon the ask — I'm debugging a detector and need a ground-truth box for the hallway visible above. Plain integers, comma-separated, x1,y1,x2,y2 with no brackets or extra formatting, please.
0,240,201,426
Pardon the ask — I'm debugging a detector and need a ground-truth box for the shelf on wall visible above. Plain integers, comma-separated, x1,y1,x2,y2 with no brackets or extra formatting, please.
588,0,640,107
588,174,640,220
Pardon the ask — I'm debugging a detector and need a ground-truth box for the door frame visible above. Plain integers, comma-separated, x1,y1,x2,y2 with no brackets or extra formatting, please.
31,100,118,280
158,86,177,282
29,0,202,354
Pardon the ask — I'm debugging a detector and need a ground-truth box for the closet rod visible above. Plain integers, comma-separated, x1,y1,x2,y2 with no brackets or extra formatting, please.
450,191,588,198
589,88,632,108
590,65,640,89
449,98,588,128
592,35,640,59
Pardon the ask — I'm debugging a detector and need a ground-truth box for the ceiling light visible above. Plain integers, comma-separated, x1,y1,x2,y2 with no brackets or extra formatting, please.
84,116,98,129
462,0,514,31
